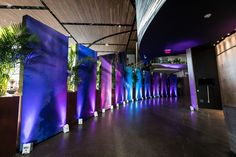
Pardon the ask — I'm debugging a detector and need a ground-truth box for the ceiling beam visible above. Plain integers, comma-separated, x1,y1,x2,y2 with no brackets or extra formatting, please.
39,0,78,43
125,16,136,52
0,5,46,10
81,43,126,46
62,22,132,27
88,29,137,47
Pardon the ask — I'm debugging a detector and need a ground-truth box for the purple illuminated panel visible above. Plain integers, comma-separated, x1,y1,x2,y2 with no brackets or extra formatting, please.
160,73,168,97
135,68,142,100
169,75,177,97
144,71,151,98
152,72,160,97
20,16,68,145
100,55,113,109
77,44,97,119
115,64,125,104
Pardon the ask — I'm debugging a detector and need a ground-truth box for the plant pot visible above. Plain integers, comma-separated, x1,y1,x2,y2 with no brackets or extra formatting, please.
66,92,77,125
0,96,19,157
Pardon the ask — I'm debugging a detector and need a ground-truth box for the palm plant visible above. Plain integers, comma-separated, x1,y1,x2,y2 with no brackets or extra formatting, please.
0,23,38,96
67,46,96,92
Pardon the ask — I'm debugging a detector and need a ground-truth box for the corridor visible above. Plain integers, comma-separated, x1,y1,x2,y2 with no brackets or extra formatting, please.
17,98,231,157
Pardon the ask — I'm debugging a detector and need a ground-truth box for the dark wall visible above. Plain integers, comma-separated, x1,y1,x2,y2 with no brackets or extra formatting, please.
191,46,222,109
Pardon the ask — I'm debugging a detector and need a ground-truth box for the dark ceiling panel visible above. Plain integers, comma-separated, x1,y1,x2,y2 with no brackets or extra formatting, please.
139,0,236,59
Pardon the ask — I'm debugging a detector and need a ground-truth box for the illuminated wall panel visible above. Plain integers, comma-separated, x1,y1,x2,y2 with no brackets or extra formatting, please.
100,55,113,109
152,72,160,97
160,73,168,97
125,66,133,101
135,68,142,100
144,71,151,98
115,64,125,104
20,16,68,145
169,75,177,97
77,44,97,119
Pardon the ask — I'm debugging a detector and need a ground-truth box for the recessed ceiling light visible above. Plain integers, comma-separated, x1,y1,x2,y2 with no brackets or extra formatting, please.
217,40,219,43
227,33,230,36
6,3,12,8
105,43,109,46
213,44,215,46
18,8,22,10
221,37,224,39
204,13,212,19
118,25,121,28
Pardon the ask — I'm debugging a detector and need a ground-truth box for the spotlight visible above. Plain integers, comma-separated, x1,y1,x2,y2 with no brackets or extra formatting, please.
94,111,98,117
190,106,194,111
22,143,33,154
78,118,83,125
63,124,69,133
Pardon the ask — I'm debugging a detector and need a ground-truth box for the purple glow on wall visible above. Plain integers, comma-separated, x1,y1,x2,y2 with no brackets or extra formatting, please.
144,71,151,98
160,73,168,97
125,66,133,101
152,72,160,97
135,68,142,100
100,55,112,109
169,75,177,97
77,44,97,119
186,49,198,109
115,64,125,104
20,16,68,145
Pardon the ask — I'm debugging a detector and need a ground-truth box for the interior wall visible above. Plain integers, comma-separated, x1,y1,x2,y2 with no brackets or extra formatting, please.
191,46,222,109
216,32,236,154
21,16,68,146
77,44,97,119
100,55,113,110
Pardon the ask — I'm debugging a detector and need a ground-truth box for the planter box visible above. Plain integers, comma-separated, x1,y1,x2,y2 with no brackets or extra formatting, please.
96,90,101,112
66,92,77,125
0,96,19,157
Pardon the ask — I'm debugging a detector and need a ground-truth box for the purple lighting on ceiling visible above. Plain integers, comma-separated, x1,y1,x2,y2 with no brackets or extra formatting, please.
165,40,201,52
160,63,187,69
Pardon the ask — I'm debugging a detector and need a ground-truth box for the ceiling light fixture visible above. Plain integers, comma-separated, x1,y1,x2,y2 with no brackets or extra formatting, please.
105,43,109,46
204,13,212,19
118,25,121,28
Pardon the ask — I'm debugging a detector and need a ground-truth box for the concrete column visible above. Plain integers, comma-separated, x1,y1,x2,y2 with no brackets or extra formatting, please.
186,48,198,110
216,32,236,154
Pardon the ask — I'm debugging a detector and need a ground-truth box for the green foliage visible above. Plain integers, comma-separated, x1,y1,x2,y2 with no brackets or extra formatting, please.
96,60,101,90
0,23,39,96
67,46,96,92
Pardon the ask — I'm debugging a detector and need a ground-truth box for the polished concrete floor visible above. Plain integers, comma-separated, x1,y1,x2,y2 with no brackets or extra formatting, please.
16,98,234,157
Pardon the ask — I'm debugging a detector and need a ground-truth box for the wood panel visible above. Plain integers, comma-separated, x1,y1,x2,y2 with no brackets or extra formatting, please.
0,0,43,6
0,9,67,35
44,0,135,24
65,25,130,43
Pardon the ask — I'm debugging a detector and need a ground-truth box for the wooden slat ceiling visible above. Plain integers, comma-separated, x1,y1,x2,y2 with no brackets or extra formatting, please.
0,9,67,34
0,0,137,54
65,25,130,43
0,0,43,6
